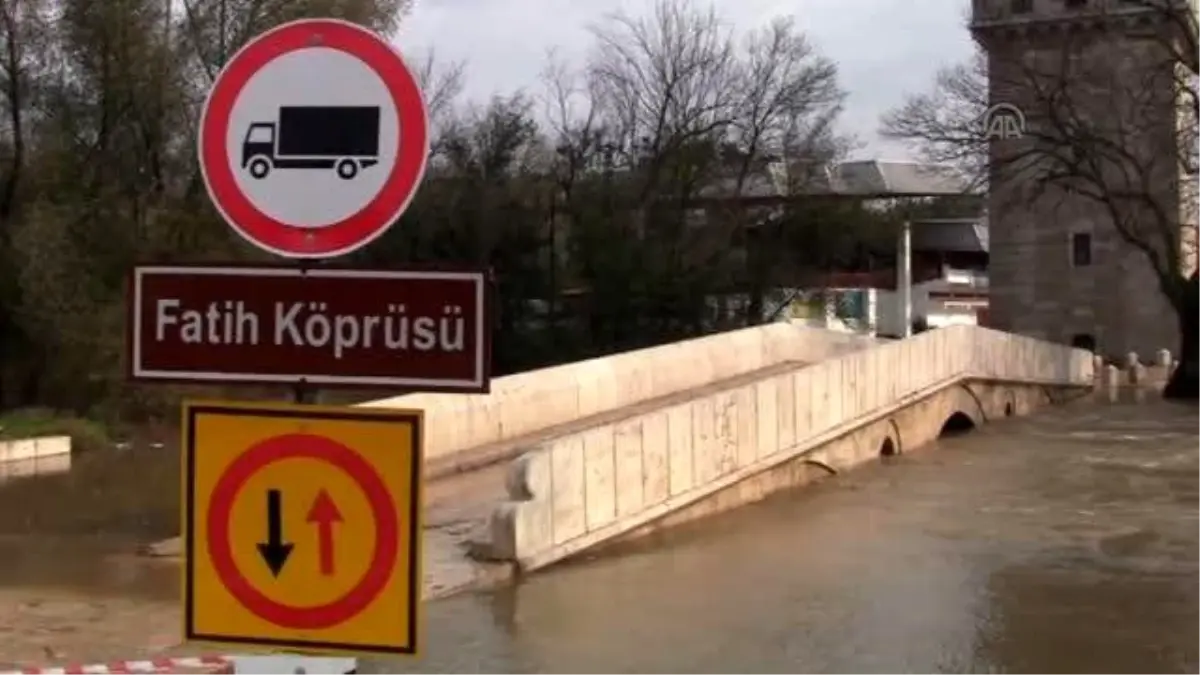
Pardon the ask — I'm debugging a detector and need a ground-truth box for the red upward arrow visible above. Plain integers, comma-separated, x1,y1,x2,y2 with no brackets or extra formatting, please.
306,489,343,576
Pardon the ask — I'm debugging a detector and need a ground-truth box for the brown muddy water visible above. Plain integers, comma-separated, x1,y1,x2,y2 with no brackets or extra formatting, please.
0,396,1195,673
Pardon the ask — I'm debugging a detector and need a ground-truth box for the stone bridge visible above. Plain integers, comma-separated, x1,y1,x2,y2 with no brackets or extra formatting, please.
358,323,1093,594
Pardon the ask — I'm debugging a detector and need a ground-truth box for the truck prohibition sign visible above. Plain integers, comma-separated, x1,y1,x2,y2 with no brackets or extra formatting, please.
243,106,381,181
197,18,429,258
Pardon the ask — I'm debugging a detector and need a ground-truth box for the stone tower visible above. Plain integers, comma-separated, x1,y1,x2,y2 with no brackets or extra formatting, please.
970,0,1194,360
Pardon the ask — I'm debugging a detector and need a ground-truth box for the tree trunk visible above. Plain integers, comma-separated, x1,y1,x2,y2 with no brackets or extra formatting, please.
1163,271,1198,401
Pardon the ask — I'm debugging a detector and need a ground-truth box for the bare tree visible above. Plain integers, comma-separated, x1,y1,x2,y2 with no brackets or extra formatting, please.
410,48,464,130
541,48,600,196
0,0,48,221
539,0,852,329
727,17,843,189
879,49,989,185
558,0,847,209
722,16,846,322
586,0,737,203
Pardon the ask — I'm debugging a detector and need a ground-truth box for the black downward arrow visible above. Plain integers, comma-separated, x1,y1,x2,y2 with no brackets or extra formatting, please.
256,489,293,577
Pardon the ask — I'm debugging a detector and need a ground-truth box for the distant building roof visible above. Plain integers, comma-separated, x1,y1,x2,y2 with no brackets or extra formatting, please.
911,217,990,253
697,159,973,203
825,161,970,197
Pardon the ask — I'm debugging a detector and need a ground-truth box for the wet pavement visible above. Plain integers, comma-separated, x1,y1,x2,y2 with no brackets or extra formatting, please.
0,536,179,667
0,395,1195,672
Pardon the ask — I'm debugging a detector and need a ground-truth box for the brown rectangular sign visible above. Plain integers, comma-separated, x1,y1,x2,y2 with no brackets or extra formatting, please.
129,265,492,392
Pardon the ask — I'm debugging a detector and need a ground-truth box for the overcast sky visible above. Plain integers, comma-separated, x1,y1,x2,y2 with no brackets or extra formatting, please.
394,0,977,159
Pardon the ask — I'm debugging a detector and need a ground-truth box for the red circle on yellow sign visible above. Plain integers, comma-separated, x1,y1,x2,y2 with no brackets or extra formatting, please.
206,433,399,629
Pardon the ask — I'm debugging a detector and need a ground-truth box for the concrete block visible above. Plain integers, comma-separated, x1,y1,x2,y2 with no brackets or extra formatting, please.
1102,364,1121,389
884,343,900,400
641,410,670,506
0,454,70,481
504,452,553,556
830,357,849,425
485,502,520,560
691,397,718,485
794,369,813,440
647,343,684,394
667,404,694,497
841,353,860,421
530,386,579,435
549,437,587,545
755,378,778,461
871,345,887,402
735,385,758,469
775,372,796,453
1129,362,1147,385
614,422,645,517
582,428,616,531
0,436,71,464
462,401,499,453
575,362,613,417
714,391,738,477
808,363,831,436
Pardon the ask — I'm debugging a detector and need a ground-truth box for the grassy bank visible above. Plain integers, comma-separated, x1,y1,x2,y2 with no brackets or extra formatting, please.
0,408,113,454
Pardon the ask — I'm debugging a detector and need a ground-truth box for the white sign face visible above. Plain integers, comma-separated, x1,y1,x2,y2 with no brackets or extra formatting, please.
199,18,429,259
226,48,401,228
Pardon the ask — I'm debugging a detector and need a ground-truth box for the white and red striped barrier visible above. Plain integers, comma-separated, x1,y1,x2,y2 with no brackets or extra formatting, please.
1,655,358,675
0,655,234,675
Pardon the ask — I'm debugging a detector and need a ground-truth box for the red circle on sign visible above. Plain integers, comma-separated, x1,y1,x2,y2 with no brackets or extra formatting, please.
198,18,429,258
206,433,400,629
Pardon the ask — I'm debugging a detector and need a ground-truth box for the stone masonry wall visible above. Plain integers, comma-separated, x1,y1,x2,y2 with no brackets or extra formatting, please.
981,12,1185,360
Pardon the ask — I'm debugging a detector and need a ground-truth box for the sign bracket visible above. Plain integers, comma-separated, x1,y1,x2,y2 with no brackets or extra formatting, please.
292,257,320,405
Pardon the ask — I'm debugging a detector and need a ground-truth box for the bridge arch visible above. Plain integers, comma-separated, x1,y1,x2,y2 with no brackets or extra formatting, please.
877,417,903,457
936,384,987,439
879,436,898,456
939,411,977,437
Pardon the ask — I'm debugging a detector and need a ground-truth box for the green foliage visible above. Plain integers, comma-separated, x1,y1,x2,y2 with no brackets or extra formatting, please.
0,407,112,454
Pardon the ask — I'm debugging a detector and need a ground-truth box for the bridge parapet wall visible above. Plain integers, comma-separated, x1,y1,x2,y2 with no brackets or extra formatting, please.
1093,349,1179,389
359,323,878,468
480,326,1093,570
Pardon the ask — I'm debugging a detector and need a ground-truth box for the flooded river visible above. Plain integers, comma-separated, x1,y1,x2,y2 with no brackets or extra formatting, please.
0,396,1196,672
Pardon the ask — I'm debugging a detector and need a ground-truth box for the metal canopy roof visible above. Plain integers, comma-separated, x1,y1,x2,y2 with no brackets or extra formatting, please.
696,159,974,203
911,217,990,253
821,160,971,198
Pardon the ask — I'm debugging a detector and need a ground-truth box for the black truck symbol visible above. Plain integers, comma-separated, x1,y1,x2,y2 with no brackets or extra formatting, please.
241,106,380,180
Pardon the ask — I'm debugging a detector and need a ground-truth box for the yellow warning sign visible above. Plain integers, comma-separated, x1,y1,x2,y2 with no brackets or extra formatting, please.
181,400,423,655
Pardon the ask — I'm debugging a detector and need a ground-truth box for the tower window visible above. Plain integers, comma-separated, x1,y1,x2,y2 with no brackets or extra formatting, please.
1071,232,1092,266
1064,0,1086,7
1011,0,1032,12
